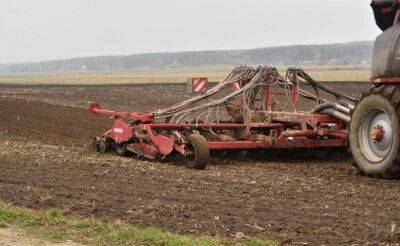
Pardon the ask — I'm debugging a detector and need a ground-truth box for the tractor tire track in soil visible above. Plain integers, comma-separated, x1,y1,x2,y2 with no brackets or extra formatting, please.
0,84,399,244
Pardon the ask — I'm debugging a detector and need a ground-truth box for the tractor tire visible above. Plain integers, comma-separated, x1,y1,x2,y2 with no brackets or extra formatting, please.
185,134,209,170
350,86,400,179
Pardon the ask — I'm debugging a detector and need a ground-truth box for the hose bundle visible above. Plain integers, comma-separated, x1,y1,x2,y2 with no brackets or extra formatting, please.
151,66,355,124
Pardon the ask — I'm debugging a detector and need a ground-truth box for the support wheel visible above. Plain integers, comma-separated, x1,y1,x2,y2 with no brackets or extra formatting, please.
350,86,400,179
185,134,209,170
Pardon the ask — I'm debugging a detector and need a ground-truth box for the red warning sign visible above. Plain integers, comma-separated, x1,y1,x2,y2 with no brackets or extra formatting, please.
192,78,208,93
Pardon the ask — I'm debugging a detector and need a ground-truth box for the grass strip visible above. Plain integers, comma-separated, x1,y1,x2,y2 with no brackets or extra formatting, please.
0,201,277,246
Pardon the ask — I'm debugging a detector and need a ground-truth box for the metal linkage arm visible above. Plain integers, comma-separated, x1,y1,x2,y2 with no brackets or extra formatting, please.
88,103,153,122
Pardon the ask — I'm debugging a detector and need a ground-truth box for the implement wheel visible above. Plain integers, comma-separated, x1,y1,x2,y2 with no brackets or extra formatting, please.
350,86,400,179
185,134,209,170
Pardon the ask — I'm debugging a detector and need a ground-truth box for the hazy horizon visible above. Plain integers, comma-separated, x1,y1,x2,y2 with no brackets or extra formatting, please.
0,0,380,64
0,40,373,66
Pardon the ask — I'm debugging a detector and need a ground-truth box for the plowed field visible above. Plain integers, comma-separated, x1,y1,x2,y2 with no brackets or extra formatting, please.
1,82,400,244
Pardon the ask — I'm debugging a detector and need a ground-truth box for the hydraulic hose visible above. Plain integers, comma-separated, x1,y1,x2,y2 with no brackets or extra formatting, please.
319,108,351,123
311,103,351,115
337,100,355,110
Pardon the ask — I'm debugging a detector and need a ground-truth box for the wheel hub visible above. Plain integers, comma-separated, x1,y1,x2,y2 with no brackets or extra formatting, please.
361,110,393,162
371,125,385,142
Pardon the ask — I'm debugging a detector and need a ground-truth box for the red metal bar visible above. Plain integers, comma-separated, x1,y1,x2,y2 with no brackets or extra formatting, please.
276,129,348,139
370,77,400,84
264,83,271,111
269,111,340,124
208,141,267,149
149,123,284,130
291,70,299,112
89,103,153,122
282,130,315,137
207,138,347,150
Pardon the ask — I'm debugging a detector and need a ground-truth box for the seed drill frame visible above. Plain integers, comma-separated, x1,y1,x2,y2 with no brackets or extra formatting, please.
90,67,354,169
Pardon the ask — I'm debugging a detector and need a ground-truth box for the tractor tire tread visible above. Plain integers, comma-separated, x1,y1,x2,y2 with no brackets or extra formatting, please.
350,85,400,179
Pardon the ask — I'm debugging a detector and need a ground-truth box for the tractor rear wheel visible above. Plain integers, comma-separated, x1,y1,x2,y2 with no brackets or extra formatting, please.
350,86,400,178
185,134,209,170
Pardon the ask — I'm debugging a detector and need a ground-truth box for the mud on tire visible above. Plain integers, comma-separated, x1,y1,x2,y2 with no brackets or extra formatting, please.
350,86,400,179
185,134,209,170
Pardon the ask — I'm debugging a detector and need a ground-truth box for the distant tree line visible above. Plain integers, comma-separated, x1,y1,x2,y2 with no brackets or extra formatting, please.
0,41,373,73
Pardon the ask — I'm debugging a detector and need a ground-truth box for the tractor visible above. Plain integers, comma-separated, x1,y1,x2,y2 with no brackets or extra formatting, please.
350,0,400,178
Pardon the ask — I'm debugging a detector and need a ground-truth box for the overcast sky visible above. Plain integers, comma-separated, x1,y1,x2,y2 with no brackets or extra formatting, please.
0,0,381,64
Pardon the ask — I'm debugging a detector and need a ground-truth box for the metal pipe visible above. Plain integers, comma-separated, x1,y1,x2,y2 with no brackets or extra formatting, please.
337,100,355,110
319,108,351,123
282,130,315,137
311,103,351,115
149,123,284,130
333,103,351,114
88,103,153,122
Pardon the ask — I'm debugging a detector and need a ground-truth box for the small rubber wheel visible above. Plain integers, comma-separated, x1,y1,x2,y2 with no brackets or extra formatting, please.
185,134,209,170
350,86,400,179
116,143,130,157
